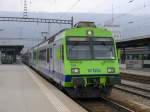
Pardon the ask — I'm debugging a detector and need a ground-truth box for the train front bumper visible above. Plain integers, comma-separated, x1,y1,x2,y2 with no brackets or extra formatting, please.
64,74,121,87
64,75,121,98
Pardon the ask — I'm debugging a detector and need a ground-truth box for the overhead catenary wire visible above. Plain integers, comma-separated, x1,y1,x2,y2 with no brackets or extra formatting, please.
66,0,80,12
121,16,150,28
114,1,150,27
105,0,149,25
59,0,80,19
52,0,56,12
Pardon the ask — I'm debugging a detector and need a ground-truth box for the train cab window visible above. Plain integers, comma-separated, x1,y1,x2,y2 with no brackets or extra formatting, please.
92,38,115,59
67,38,92,59
47,48,50,62
67,37,115,60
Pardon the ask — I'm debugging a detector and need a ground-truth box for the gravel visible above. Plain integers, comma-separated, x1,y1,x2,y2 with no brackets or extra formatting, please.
109,88,150,112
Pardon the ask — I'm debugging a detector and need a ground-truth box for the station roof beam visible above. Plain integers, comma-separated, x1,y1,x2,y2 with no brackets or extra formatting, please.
116,35,150,48
0,16,74,27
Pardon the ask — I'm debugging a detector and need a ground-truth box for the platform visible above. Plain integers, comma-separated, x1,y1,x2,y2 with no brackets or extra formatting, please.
0,64,87,112
121,69,150,77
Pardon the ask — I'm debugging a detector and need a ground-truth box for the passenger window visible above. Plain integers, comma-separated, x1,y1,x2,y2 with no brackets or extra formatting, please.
39,49,46,61
33,51,36,60
47,48,50,62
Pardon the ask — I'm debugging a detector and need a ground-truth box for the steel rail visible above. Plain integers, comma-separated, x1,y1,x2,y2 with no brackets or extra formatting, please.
75,97,134,112
100,97,135,112
121,73,150,84
121,83,150,93
114,85,150,99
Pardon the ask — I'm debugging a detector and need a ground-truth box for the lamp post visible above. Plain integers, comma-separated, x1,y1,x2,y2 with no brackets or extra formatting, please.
41,32,48,41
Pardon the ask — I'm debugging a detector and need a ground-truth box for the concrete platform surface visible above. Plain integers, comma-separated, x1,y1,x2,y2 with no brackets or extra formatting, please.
121,69,150,77
0,64,87,112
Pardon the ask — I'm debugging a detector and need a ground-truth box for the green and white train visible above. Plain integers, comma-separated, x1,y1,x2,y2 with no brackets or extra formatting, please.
23,22,121,98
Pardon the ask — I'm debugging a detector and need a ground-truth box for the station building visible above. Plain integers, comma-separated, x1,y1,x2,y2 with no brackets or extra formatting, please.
117,35,150,69
0,40,23,64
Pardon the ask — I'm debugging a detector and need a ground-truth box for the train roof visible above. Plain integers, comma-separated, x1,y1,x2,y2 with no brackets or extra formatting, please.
31,27,112,49
74,21,96,28
32,29,67,49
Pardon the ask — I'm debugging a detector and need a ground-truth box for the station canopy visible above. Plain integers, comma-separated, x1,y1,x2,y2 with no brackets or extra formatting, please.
116,35,150,48
0,45,24,55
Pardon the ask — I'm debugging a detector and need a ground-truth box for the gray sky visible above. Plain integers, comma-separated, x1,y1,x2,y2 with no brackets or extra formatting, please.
0,0,150,47
0,0,150,14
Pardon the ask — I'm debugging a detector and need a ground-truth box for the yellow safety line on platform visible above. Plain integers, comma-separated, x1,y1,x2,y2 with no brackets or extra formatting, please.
23,65,71,112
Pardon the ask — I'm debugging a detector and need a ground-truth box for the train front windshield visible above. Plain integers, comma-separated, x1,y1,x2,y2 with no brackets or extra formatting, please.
67,38,92,59
67,37,115,60
92,38,115,59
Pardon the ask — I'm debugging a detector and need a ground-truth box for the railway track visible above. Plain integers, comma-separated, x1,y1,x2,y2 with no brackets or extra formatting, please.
76,97,134,112
114,83,150,99
121,73,150,84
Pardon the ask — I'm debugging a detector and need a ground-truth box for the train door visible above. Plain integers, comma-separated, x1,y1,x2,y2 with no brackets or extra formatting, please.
57,45,61,73
53,43,61,73
60,45,64,74
56,44,64,74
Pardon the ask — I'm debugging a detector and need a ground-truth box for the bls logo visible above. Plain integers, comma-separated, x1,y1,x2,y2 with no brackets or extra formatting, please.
88,68,101,73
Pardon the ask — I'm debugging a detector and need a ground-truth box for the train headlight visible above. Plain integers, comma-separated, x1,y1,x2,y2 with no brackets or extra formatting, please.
87,30,93,36
71,68,80,74
107,67,115,73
